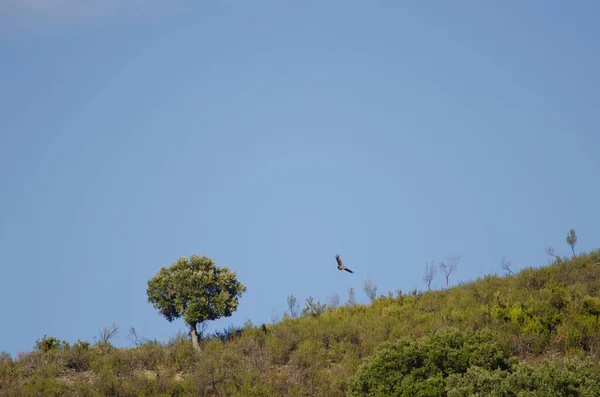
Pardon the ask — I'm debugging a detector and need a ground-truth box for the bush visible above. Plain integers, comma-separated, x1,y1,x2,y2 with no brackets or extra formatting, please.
348,328,510,397
35,335,67,353
447,360,600,396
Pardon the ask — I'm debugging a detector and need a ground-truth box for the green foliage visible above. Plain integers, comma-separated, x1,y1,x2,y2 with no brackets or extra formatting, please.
447,360,600,396
146,254,246,339
348,329,510,396
3,249,600,396
349,328,600,397
35,335,68,353
582,296,600,319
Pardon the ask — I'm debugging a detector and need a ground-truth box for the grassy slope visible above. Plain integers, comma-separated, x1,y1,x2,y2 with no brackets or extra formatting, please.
1,249,600,396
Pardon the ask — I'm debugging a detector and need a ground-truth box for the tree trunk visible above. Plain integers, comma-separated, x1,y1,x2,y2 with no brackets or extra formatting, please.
190,322,201,350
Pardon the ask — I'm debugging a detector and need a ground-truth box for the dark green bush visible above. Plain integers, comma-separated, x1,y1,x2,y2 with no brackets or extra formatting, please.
446,360,600,396
348,329,511,397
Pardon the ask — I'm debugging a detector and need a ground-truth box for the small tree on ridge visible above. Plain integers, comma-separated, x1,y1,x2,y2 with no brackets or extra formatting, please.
439,255,460,288
566,229,578,258
423,260,436,290
146,254,246,350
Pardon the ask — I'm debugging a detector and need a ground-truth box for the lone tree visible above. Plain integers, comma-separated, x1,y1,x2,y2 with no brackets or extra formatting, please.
423,260,436,290
363,278,378,301
566,229,577,258
147,254,246,350
439,255,460,288
286,294,299,318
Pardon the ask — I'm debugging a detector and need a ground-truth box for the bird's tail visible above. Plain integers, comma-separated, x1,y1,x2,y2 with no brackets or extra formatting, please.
344,268,354,273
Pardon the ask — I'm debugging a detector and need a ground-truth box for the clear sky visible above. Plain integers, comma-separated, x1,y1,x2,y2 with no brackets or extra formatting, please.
1,1,599,357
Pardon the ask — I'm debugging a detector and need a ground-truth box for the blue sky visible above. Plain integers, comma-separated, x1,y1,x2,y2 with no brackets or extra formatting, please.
1,1,599,356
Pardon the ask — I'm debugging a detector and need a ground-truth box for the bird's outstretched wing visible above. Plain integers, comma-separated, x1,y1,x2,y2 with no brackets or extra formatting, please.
335,255,354,273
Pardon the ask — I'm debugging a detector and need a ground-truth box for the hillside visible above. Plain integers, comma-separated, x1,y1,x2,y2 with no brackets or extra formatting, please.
2,249,600,396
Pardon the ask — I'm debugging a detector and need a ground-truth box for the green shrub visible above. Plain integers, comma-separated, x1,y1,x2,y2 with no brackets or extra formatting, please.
447,360,600,396
582,296,600,320
348,329,510,397
35,335,67,353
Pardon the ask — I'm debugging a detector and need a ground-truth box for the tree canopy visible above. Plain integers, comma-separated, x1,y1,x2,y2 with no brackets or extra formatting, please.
146,254,246,349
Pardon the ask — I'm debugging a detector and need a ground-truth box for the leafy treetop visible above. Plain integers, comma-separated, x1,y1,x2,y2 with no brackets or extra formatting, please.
147,254,246,328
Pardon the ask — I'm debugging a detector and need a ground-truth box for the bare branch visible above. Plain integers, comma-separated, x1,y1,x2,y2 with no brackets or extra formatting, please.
501,256,514,275
545,245,560,259
329,294,340,309
439,255,460,288
346,288,356,307
127,327,140,346
196,322,208,340
363,279,378,301
99,322,119,344
302,297,327,318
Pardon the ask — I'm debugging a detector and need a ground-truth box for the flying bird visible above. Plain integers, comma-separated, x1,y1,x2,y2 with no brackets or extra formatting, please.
336,255,354,273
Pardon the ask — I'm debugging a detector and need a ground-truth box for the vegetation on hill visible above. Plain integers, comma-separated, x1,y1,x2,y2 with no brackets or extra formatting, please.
2,246,600,396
